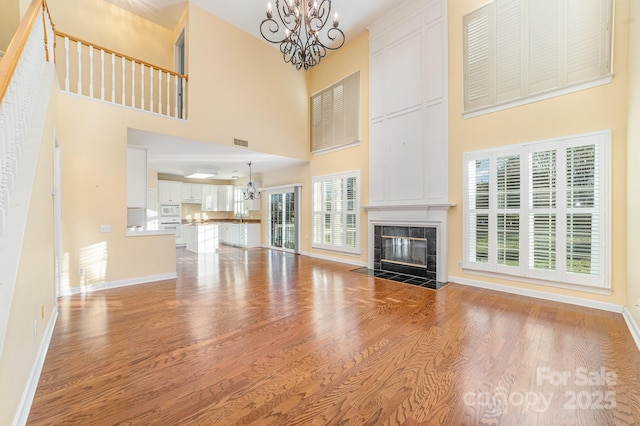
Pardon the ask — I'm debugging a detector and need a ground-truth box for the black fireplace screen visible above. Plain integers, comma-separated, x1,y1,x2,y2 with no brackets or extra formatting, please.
381,236,427,268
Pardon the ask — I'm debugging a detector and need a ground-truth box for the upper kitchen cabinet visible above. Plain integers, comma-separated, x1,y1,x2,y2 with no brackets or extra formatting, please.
368,0,448,205
159,180,182,204
127,147,147,208
182,183,203,203
217,185,233,212
201,184,218,211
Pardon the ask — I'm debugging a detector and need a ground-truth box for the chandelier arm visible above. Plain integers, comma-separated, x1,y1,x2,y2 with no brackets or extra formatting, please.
260,0,344,70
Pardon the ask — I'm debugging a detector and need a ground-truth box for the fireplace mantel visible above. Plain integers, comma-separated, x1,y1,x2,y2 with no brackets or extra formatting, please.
363,203,456,212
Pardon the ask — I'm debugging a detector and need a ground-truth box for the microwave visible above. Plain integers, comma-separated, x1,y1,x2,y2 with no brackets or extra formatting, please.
160,204,181,217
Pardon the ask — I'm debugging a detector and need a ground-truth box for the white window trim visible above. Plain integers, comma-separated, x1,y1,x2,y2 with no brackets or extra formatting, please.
462,129,611,291
312,170,360,255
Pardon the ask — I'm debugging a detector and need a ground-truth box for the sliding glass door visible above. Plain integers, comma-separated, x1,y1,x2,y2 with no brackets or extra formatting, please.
269,190,296,251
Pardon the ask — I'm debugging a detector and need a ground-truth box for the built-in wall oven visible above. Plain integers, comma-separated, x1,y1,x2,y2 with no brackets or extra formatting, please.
160,204,182,240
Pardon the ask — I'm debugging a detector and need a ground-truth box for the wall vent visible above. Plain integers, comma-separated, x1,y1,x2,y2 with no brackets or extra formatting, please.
233,138,248,147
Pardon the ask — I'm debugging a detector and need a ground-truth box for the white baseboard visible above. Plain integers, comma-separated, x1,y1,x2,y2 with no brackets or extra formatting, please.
622,308,640,352
63,272,177,296
13,307,58,426
449,275,624,313
299,250,367,268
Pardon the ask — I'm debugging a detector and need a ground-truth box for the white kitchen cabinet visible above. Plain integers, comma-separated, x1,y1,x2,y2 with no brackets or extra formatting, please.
201,184,218,211
217,185,233,212
127,147,147,208
159,180,182,204
182,183,202,203
176,224,186,245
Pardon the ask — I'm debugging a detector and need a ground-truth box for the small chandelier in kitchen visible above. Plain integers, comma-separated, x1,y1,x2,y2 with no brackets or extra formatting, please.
259,0,345,70
243,161,261,200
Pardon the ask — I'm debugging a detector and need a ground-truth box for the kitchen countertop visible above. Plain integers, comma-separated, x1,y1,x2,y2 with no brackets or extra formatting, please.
182,219,261,225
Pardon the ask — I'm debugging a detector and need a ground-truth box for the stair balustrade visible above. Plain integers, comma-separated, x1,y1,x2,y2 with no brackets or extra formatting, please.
55,31,188,119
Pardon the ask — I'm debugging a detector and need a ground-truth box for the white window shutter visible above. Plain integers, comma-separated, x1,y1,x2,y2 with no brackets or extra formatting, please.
495,0,522,103
311,72,360,152
527,0,562,95
565,0,611,84
464,4,493,111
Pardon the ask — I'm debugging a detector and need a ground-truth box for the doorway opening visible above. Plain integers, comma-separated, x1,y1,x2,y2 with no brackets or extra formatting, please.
268,187,299,252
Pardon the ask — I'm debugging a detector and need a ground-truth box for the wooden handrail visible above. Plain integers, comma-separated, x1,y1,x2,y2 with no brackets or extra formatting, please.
0,0,45,105
55,30,188,81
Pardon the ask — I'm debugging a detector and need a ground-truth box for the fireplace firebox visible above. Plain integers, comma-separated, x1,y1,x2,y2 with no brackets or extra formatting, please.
374,226,437,280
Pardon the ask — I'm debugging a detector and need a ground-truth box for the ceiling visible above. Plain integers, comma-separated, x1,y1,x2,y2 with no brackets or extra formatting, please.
114,1,396,180
128,129,307,180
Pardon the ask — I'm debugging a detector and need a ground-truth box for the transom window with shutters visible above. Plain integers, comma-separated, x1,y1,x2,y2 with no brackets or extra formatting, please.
463,0,613,116
463,130,610,290
311,72,360,153
312,171,359,254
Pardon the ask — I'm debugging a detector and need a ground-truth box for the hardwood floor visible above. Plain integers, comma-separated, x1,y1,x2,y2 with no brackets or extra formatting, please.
28,247,640,425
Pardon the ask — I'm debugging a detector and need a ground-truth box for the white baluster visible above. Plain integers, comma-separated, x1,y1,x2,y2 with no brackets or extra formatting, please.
158,71,163,115
111,53,115,102
121,56,125,105
77,40,82,95
131,60,135,108
150,67,154,113
141,64,145,111
100,49,105,100
174,74,178,117
89,45,94,98
166,72,170,116
62,37,69,91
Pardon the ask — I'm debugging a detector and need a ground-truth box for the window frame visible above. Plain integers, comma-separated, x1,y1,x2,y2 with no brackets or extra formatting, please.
311,71,360,154
312,170,360,255
462,0,614,118
462,130,611,291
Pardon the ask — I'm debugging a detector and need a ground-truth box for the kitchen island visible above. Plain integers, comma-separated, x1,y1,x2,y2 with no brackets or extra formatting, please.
185,224,219,253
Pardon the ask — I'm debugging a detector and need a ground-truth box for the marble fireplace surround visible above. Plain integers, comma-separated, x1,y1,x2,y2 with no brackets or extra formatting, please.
364,204,455,283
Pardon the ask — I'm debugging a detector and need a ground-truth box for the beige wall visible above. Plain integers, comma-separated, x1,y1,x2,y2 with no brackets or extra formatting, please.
627,0,640,325
261,31,370,263
0,0,20,52
0,72,57,425
47,0,175,69
447,0,629,305
184,3,308,160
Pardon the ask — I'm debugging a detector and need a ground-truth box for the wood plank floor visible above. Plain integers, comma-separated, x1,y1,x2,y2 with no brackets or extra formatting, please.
28,247,640,425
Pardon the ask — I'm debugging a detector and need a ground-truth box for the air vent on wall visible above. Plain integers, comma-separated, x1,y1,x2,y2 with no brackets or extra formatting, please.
233,138,248,147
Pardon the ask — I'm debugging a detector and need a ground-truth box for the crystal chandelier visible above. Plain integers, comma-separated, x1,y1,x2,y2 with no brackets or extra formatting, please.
260,0,345,70
243,161,261,200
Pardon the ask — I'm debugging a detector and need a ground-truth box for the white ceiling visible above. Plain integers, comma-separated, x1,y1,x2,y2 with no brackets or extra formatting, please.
114,1,396,179
128,129,307,180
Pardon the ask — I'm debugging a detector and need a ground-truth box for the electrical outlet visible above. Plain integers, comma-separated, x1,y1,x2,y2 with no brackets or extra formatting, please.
100,224,111,233
77,267,84,276
457,260,462,268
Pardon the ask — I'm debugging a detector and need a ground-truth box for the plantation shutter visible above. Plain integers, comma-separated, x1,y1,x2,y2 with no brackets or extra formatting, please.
495,0,522,103
463,5,492,111
527,0,562,95
528,148,557,276
312,172,360,254
565,143,600,279
311,72,360,153
496,154,521,267
467,158,490,266
565,0,611,84
463,0,612,114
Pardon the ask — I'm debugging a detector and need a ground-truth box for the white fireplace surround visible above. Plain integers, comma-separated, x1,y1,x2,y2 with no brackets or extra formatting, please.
364,204,455,283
